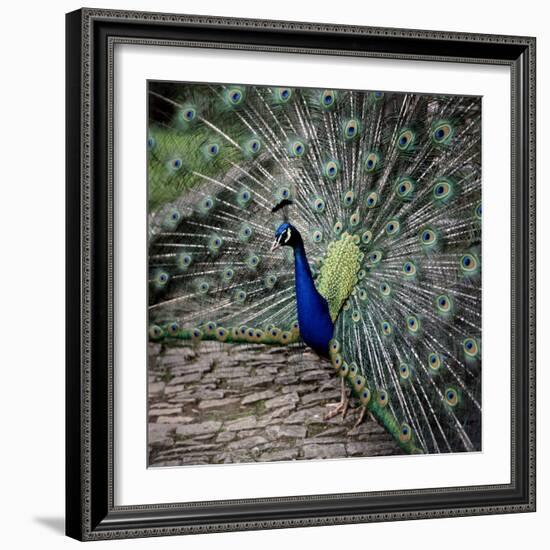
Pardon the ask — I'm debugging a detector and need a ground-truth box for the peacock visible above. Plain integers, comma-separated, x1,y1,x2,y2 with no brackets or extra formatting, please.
147,82,482,455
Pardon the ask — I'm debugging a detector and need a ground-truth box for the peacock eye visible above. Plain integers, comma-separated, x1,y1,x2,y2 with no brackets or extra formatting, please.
385,219,400,235
312,196,325,213
399,423,412,442
406,315,420,333
177,253,192,270
377,389,389,406
321,90,336,107
460,253,479,274
181,107,196,122
199,196,214,213
246,138,261,154
366,191,378,208
264,274,277,289
234,289,247,303
397,129,415,151
380,282,391,296
463,337,479,358
432,121,454,144
373,91,384,100
445,387,459,406
360,388,371,405
432,178,454,202
333,221,343,235
222,267,234,281
367,250,383,266
475,202,482,220
147,136,156,150
436,294,452,314
171,158,182,170
149,325,163,340
420,228,437,247
428,352,441,371
381,320,392,336
399,364,410,379
361,230,372,244
352,310,361,322
246,254,260,269
344,119,360,139
209,235,223,252
311,229,323,243
402,260,416,277
343,190,355,207
198,281,210,294
277,88,292,102
227,87,244,105
290,139,306,157
365,152,380,172
324,160,339,179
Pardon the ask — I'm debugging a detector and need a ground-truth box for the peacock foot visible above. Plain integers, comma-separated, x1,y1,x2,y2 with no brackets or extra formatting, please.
324,378,349,420
324,398,349,420
351,406,367,430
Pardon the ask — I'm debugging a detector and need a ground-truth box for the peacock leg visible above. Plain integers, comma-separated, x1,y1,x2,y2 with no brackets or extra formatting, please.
352,406,367,429
324,378,349,420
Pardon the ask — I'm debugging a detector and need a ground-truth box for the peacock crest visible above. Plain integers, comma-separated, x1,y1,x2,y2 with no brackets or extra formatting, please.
148,82,482,455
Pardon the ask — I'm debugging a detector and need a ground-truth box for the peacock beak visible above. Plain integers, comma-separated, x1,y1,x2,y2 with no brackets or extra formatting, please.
270,238,281,252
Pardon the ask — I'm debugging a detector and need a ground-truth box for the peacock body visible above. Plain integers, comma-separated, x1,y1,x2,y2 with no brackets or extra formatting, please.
148,82,482,455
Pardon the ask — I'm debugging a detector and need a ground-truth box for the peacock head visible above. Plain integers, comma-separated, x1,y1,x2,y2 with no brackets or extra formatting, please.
271,222,302,251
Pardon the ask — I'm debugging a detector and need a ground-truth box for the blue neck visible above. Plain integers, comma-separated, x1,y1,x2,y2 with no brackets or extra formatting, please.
292,239,334,357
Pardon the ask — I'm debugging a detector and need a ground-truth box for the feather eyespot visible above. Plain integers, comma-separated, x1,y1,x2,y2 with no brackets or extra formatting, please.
436,294,452,314
380,282,391,297
149,325,163,340
177,253,192,272
197,281,210,294
399,423,412,442
463,337,479,358
381,320,393,336
460,253,479,274
397,129,415,151
432,121,454,145
226,87,244,105
366,191,378,208
420,227,438,247
154,270,169,287
377,389,389,407
365,152,380,172
276,87,292,103
343,119,360,139
343,190,355,207
428,352,441,371
385,219,400,236
289,139,306,157
399,364,410,380
406,315,420,333
321,90,336,108
178,106,197,122
324,160,339,179
402,260,416,277
444,387,459,407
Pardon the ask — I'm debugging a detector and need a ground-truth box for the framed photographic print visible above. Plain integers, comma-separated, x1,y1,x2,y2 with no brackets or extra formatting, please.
65,8,536,541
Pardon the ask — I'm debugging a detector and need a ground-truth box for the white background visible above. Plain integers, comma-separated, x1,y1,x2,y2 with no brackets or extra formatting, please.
0,1,546,549
116,46,511,504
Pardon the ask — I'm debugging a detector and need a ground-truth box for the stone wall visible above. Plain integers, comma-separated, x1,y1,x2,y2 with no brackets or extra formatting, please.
148,341,402,466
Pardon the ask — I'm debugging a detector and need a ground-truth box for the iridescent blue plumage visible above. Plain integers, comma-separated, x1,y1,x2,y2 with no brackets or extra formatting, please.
272,223,333,357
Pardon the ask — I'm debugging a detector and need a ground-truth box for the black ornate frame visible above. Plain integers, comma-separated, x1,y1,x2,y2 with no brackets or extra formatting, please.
65,8,536,541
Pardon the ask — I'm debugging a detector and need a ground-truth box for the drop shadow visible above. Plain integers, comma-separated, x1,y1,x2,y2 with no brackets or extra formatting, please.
34,516,65,535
